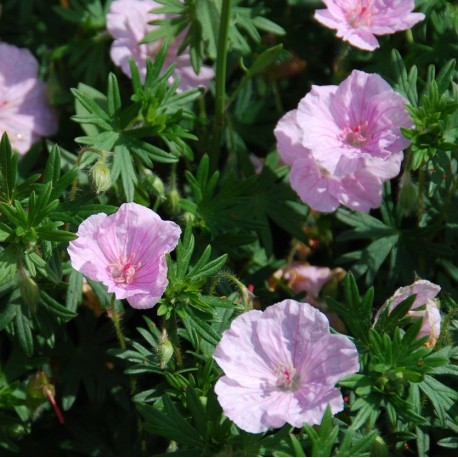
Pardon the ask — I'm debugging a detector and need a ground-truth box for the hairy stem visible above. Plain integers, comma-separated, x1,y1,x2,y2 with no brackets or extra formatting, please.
109,295,127,350
210,0,232,172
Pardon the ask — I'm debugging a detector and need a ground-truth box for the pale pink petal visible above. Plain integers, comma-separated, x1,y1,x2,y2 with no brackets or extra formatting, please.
281,264,334,297
339,170,383,212
314,0,425,51
0,43,57,155
274,110,309,166
275,70,410,212
374,280,442,346
289,159,341,212
107,0,214,91
213,310,276,385
213,300,359,433
386,280,441,312
67,203,181,310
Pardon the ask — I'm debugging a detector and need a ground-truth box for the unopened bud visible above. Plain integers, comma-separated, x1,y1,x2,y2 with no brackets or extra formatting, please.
18,267,39,311
371,435,389,457
399,173,417,216
90,159,111,194
26,371,64,424
150,175,165,197
158,334,174,369
167,188,180,215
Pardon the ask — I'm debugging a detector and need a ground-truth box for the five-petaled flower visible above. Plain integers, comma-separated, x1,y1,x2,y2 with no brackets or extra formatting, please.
314,0,425,51
68,203,181,309
213,299,359,433
106,0,214,91
275,70,412,212
374,280,441,347
0,43,57,155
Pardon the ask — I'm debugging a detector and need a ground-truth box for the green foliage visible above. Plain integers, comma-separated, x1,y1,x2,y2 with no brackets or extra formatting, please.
142,0,285,73
72,46,200,201
181,153,308,256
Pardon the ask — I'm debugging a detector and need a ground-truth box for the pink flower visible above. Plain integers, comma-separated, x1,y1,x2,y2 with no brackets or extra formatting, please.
374,280,441,347
68,203,181,309
314,0,425,51
0,43,57,155
274,70,411,212
213,299,359,433
106,0,214,91
281,263,335,297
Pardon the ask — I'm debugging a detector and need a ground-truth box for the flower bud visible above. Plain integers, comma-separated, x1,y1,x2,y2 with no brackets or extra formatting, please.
167,188,180,215
398,173,417,216
90,159,112,194
18,267,39,311
371,435,389,457
158,334,174,369
150,174,165,197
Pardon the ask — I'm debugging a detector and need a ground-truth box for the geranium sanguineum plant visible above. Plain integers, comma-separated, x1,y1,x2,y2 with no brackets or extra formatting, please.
314,0,425,51
375,280,442,347
106,0,214,91
68,202,181,309
274,70,412,212
213,299,359,433
0,43,57,155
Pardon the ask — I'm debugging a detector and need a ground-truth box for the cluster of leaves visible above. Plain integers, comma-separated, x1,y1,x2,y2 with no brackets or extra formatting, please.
0,136,80,356
329,274,458,456
72,45,201,201
141,0,285,73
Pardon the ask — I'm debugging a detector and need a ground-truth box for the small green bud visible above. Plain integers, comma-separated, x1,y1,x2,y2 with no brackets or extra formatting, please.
90,159,112,194
183,212,195,224
150,175,165,197
18,266,39,311
370,435,389,457
398,173,418,216
5,423,26,438
158,334,174,369
167,188,180,215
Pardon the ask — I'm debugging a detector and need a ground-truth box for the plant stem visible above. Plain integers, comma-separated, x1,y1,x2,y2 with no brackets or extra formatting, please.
209,271,250,310
109,295,126,350
210,0,232,172
417,167,425,226
165,312,183,368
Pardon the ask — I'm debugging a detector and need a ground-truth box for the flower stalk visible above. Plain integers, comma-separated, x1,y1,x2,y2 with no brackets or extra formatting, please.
210,0,232,172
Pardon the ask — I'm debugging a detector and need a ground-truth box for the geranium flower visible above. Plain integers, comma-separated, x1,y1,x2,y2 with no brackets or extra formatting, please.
213,299,359,433
274,70,411,212
68,203,181,309
375,280,441,347
106,0,214,91
0,43,57,155
314,0,425,51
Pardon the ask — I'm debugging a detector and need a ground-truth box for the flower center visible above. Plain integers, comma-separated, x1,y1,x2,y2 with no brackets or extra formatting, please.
109,254,141,284
275,364,299,391
347,0,373,28
340,121,369,147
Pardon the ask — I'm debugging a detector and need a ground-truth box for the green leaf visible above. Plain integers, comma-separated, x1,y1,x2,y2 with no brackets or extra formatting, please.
419,375,458,425
40,291,77,321
138,399,204,447
107,72,122,120
66,268,83,313
251,16,286,35
303,406,338,457
112,143,138,202
179,307,221,346
0,299,18,331
14,308,34,357
0,132,18,202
